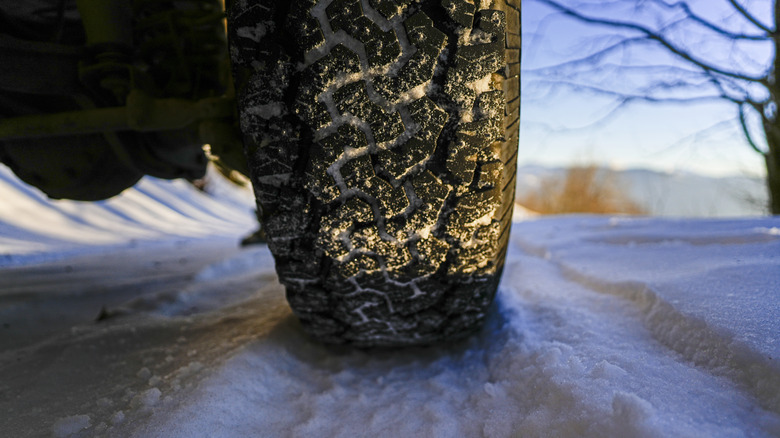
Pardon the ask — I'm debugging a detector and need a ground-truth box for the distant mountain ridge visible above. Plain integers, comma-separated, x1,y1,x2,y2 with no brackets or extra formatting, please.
516,165,769,217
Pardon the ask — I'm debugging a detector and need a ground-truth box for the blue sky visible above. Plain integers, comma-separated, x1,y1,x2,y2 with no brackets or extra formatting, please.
519,0,772,177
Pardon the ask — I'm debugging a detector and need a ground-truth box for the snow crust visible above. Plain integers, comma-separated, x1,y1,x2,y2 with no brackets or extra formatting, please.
0,164,256,266
1,163,779,437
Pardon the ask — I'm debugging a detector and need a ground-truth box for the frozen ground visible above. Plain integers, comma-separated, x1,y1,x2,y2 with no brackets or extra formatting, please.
1,164,779,437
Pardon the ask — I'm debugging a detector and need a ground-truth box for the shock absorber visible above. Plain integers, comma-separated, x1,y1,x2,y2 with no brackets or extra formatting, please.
133,0,228,100
76,0,134,103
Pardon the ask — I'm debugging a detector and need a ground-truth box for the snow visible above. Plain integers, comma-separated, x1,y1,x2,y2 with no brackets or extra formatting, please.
1,163,779,437
0,163,256,266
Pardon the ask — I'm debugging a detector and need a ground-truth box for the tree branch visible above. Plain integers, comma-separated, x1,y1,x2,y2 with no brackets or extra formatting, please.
726,0,775,34
522,36,649,74
535,0,770,84
652,0,770,41
739,103,768,154
527,79,731,105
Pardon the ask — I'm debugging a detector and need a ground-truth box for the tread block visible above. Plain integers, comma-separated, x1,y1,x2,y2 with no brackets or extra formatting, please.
251,140,298,182
366,176,410,216
409,97,449,139
452,44,503,82
333,290,393,327
451,116,503,175
448,222,501,274
351,226,412,267
476,160,502,189
381,218,406,241
306,161,340,203
455,132,495,161
350,273,409,300
317,197,374,258
307,125,368,202
404,209,438,237
415,236,449,269
461,185,501,212
445,186,500,240
229,0,281,66
404,171,449,235
386,244,414,267
445,79,476,110
286,0,326,55
334,81,405,143
457,186,501,221
372,12,447,100
366,30,404,69
377,149,407,181
349,226,381,250
296,45,362,130
327,0,402,68
339,254,381,277
402,137,437,169
462,116,503,144
412,170,449,206
375,95,447,178
474,90,504,120
318,125,355,162
340,154,375,189
391,97,447,169
370,0,412,19
475,221,501,246
316,45,363,82
441,0,476,28
446,136,479,184
444,10,506,108
343,197,375,222
294,91,330,131
316,220,350,258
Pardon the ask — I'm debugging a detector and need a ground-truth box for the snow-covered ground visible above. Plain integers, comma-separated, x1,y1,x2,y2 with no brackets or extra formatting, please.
1,164,779,437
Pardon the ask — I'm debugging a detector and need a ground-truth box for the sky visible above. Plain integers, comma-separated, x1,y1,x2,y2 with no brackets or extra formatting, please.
519,0,773,177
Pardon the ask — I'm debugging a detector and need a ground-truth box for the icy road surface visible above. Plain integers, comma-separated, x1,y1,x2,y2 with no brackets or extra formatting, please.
1,164,779,437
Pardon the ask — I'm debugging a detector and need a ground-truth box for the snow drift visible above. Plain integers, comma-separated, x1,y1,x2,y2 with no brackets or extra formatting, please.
1,164,779,437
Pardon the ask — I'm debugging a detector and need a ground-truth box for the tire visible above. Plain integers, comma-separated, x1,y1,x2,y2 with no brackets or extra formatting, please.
228,0,520,346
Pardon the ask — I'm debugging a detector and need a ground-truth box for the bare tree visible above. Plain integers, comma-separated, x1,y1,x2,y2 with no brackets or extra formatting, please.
525,0,780,214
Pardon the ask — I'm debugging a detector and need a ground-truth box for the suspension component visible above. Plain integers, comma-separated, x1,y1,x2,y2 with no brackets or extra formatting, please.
0,91,234,139
0,0,242,201
133,0,228,99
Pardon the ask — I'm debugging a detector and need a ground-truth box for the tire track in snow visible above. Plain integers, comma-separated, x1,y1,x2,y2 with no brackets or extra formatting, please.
500,246,780,435
511,227,780,415
558,265,780,415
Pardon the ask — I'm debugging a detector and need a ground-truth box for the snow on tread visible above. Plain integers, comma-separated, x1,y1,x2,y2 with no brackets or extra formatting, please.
327,0,403,68
229,0,519,346
371,12,447,101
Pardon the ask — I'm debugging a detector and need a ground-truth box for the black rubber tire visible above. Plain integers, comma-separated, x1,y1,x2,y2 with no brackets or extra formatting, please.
228,0,520,346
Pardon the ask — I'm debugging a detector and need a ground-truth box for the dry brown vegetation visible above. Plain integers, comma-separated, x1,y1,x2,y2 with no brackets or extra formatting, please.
517,165,646,215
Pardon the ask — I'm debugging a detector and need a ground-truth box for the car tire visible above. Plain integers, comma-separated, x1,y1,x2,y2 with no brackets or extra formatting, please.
228,0,520,346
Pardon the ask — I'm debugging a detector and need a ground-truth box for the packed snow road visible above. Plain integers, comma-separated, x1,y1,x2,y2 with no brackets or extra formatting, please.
1,166,779,437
